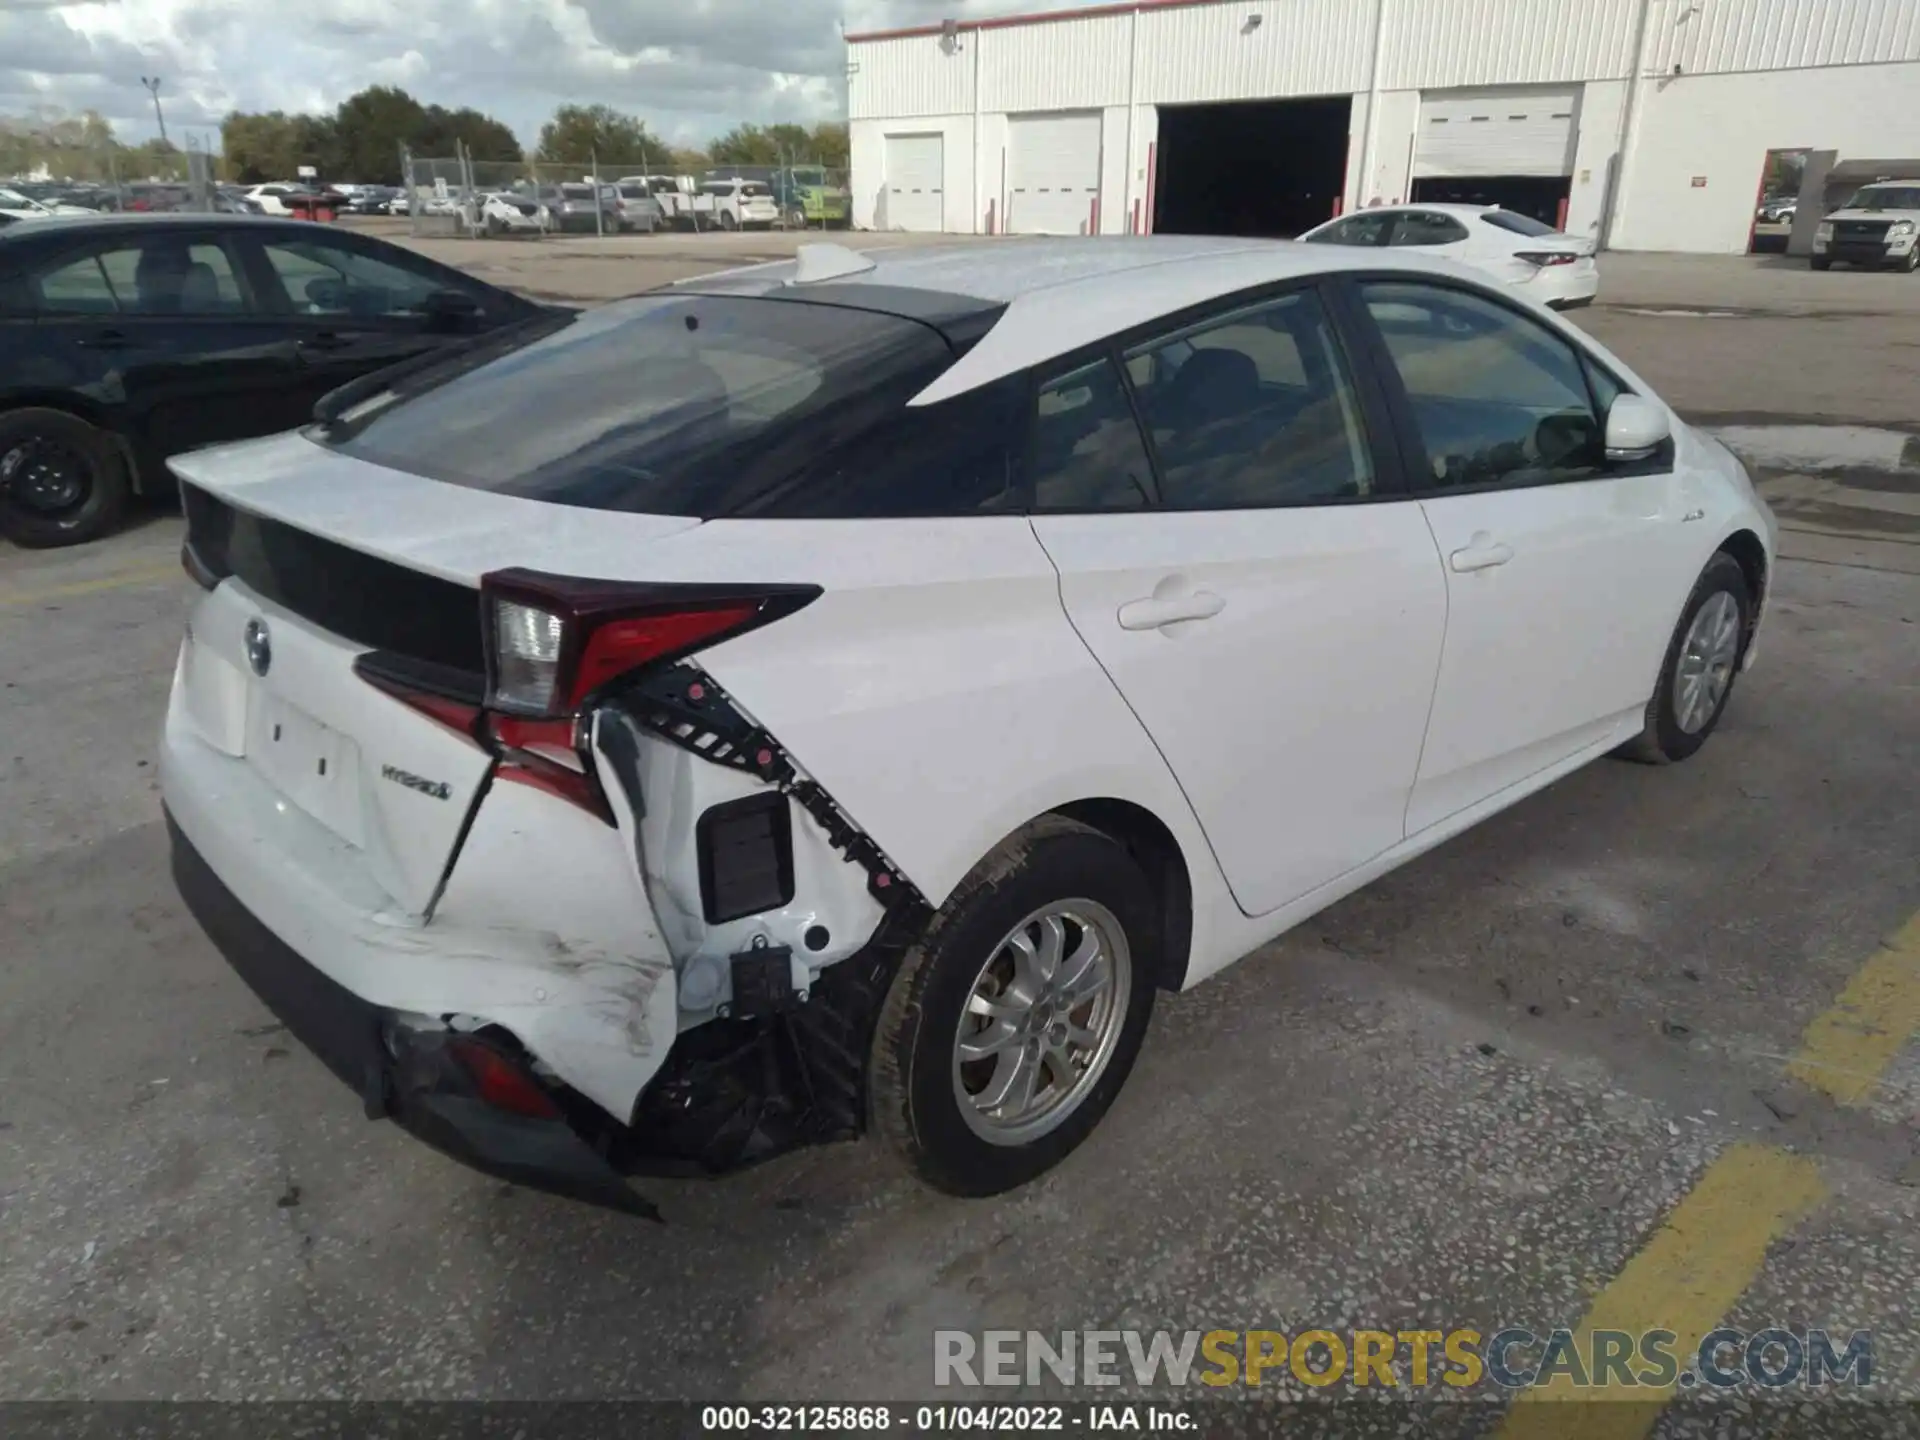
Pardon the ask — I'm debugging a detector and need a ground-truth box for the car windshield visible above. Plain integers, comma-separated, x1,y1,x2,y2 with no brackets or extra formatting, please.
741,183,771,198
1479,210,1558,237
0,188,51,212
1847,185,1920,211
321,293,955,517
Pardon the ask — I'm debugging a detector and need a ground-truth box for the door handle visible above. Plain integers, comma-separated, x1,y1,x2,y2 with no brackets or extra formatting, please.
1449,533,1515,573
75,329,129,350
1117,589,1226,631
298,333,350,352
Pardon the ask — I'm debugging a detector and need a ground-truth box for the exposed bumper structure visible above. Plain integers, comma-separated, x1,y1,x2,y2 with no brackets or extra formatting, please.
169,814,658,1218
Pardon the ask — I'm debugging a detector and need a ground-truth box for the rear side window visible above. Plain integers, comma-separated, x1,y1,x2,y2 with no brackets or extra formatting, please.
326,293,959,517
32,240,247,316
1479,210,1558,237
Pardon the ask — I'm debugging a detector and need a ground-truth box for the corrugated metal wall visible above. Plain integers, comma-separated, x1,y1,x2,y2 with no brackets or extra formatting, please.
1646,0,1920,74
1381,0,1640,90
1136,0,1374,104
849,34,972,120
982,12,1134,112
850,0,1920,118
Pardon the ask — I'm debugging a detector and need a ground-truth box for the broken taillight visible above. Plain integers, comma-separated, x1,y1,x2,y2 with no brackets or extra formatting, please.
475,570,821,819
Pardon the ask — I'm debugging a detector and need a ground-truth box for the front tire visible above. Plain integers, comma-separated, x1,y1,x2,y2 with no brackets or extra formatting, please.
869,816,1160,1196
1810,256,1832,271
1902,246,1919,274
0,407,129,548
1618,553,1751,764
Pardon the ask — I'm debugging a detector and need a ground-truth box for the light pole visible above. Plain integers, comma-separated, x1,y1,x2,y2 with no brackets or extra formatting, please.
140,76,169,147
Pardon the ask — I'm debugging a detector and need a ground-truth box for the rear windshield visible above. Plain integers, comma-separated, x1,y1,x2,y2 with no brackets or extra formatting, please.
1479,210,1558,237
321,293,972,517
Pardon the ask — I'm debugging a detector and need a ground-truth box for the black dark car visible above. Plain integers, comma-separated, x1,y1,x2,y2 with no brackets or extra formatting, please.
0,213,547,546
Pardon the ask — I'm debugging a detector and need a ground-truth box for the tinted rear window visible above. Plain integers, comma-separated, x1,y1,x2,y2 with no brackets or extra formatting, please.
1479,210,1558,237
322,293,969,517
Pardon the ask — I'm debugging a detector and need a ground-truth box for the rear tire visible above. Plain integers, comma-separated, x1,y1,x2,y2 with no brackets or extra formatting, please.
869,816,1159,1197
0,407,129,549
1617,553,1751,765
1810,256,1832,271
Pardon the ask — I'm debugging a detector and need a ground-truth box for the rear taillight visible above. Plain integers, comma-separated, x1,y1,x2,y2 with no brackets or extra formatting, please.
1516,250,1580,267
476,570,820,820
447,1036,561,1119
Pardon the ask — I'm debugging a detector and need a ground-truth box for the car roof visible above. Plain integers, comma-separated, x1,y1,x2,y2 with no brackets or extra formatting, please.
679,235,1505,405
0,213,349,246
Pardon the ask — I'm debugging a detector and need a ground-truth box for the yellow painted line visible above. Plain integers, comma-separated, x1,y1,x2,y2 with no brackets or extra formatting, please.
1787,910,1920,1106
0,561,182,607
1497,1143,1825,1440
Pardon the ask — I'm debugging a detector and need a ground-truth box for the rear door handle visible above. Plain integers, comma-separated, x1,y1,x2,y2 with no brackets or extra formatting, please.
298,333,350,352
1117,590,1226,631
75,329,129,350
1449,533,1515,573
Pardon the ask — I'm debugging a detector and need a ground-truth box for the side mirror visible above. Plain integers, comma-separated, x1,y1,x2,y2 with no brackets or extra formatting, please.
1604,393,1671,463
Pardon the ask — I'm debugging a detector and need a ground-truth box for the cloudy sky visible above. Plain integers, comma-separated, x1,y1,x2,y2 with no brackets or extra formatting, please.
1,0,1098,151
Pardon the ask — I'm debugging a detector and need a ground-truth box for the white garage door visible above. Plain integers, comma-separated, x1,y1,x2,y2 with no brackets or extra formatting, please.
883,133,945,232
1414,86,1580,179
1009,111,1103,236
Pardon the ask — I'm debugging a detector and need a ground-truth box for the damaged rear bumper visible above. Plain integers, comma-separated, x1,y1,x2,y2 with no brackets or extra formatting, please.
169,813,658,1218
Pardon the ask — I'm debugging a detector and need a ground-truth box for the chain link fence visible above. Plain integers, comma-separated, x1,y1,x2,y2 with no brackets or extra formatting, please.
396,144,850,239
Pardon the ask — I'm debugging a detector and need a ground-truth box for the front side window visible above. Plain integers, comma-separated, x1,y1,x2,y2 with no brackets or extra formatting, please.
260,238,471,320
1362,281,1604,490
1031,359,1155,511
1390,212,1470,246
324,292,957,517
1125,289,1373,507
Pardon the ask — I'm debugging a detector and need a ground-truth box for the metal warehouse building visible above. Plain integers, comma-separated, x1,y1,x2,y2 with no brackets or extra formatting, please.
844,0,1920,252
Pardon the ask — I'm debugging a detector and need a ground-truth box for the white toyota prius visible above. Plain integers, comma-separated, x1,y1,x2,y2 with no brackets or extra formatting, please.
161,237,1775,1217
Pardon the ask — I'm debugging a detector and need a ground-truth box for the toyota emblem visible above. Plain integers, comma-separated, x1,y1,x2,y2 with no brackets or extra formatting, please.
243,618,272,678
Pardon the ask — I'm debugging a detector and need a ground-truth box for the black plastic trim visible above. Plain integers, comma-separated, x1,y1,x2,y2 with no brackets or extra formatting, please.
182,483,485,671
696,791,795,925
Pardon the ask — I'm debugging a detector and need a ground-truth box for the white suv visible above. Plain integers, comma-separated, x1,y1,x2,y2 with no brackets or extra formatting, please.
1812,181,1920,271
162,239,1775,1219
701,178,779,230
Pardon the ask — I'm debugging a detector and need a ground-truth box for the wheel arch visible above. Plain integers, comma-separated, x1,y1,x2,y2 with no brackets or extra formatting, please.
0,393,143,491
1046,798,1195,995
1716,528,1768,655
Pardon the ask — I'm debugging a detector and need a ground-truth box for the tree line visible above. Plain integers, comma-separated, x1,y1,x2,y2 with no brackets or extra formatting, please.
1,108,191,184
219,88,850,186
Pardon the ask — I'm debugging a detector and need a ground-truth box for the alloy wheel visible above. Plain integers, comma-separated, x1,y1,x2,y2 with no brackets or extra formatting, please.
951,900,1132,1146
1674,590,1741,734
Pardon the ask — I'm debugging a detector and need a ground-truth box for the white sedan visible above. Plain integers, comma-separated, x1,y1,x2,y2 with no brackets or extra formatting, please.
1301,203,1601,310
161,237,1772,1218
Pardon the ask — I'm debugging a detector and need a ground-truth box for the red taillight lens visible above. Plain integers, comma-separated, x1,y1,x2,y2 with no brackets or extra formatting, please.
481,570,818,720
571,603,760,710
470,571,821,821
1516,250,1580,267
448,1036,561,1119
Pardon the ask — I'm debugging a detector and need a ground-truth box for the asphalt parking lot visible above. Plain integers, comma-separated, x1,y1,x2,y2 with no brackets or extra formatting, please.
2,232,1917,1429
